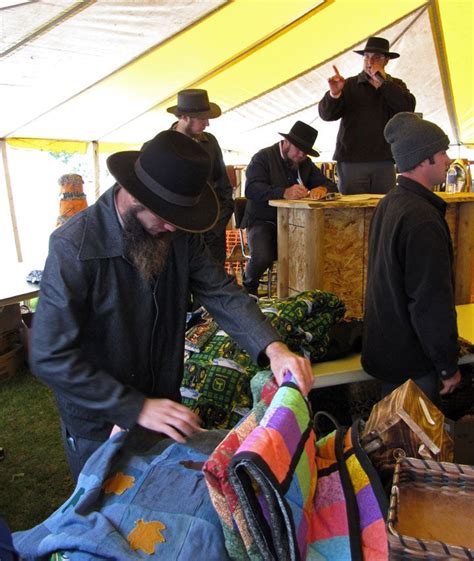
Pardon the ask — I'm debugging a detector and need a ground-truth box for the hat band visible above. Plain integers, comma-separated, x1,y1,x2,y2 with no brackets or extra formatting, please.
134,160,200,207
178,105,210,113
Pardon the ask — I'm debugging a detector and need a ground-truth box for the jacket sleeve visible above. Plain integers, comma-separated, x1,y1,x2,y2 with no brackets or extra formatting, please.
187,235,280,365
318,90,345,121
30,234,144,429
209,134,234,214
403,220,458,378
245,150,287,201
380,77,416,113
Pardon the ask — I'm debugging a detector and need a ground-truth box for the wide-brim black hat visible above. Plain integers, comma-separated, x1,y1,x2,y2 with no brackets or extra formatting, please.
107,131,219,233
167,88,221,119
354,36,399,59
279,120,320,157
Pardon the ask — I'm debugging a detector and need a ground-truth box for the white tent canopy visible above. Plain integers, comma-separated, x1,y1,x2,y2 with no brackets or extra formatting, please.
0,0,473,265
1,0,473,160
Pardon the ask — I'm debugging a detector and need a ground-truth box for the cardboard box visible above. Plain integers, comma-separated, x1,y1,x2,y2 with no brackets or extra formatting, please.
445,417,474,465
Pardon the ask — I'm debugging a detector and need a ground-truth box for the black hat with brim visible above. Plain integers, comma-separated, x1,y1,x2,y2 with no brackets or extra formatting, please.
354,36,400,59
167,88,222,119
279,120,320,157
107,131,219,233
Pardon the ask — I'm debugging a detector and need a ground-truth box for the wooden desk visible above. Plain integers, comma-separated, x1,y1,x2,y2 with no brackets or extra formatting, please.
271,193,474,317
312,303,474,388
0,264,40,308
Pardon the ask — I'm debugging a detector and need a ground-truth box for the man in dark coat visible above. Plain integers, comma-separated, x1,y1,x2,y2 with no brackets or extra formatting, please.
31,131,313,479
243,120,337,296
167,89,234,266
319,36,416,195
362,112,461,401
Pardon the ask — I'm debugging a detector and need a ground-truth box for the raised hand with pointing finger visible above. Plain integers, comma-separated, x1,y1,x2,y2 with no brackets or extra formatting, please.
318,36,416,196
328,65,345,98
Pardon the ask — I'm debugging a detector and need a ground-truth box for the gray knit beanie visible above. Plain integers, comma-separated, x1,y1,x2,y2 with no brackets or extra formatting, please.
384,112,450,172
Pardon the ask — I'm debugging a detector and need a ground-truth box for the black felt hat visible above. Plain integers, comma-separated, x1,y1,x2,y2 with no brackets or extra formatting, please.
354,36,400,59
107,130,219,233
279,121,320,157
167,89,221,119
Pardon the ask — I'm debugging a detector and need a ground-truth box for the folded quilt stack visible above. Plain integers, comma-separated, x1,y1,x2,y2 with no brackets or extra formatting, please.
182,290,345,430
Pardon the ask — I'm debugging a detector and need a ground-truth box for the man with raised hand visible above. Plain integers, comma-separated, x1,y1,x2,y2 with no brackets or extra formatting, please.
319,36,416,195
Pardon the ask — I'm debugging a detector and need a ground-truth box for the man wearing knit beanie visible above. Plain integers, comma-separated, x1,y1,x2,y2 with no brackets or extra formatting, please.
362,112,461,401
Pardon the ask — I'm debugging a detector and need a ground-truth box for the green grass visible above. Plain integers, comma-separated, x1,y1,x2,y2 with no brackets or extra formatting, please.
0,369,74,531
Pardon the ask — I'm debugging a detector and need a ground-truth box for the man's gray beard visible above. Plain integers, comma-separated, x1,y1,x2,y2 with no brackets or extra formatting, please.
123,210,174,284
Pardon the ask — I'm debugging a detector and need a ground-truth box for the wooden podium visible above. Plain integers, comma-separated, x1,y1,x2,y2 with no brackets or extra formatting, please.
271,192,474,317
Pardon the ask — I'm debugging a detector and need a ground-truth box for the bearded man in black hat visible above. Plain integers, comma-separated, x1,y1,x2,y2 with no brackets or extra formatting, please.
30,131,313,480
319,36,416,195
242,120,337,297
158,88,233,266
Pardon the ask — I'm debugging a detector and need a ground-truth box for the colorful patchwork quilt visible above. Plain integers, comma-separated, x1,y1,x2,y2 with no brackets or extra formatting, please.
203,373,389,561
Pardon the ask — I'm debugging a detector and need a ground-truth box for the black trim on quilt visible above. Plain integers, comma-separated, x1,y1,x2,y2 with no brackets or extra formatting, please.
335,426,364,561
350,420,389,518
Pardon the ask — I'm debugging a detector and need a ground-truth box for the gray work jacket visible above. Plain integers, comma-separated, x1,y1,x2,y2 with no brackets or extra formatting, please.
31,186,279,439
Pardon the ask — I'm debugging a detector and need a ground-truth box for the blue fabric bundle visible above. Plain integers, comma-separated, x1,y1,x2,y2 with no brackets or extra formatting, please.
14,430,230,561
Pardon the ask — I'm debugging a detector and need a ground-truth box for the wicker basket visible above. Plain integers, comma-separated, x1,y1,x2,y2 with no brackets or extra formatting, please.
388,457,474,559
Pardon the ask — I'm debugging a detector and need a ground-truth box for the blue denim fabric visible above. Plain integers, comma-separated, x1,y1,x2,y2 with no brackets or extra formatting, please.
14,430,230,561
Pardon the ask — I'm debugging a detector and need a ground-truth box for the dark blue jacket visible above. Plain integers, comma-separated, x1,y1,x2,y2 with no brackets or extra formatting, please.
31,186,279,440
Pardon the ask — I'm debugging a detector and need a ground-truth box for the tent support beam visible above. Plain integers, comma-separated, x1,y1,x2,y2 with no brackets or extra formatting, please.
428,0,460,144
92,141,100,201
1,140,23,262
1,1,97,59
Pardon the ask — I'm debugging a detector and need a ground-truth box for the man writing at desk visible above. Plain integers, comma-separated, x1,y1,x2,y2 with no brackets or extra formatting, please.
242,120,336,296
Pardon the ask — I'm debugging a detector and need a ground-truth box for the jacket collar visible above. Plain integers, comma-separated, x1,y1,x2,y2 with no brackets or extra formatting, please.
78,185,124,260
397,175,447,214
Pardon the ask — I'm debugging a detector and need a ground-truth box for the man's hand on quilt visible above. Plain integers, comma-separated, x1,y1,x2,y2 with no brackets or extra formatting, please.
265,341,313,396
137,398,203,443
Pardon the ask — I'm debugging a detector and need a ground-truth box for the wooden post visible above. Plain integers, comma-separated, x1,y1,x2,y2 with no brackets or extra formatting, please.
1,140,23,262
277,207,289,298
306,208,324,288
92,141,100,201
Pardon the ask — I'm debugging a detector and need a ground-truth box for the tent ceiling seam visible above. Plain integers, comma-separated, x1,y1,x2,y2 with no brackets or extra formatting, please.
0,1,97,59
218,3,428,118
390,4,428,48
96,0,330,141
428,0,460,143
4,1,230,138
0,0,37,13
